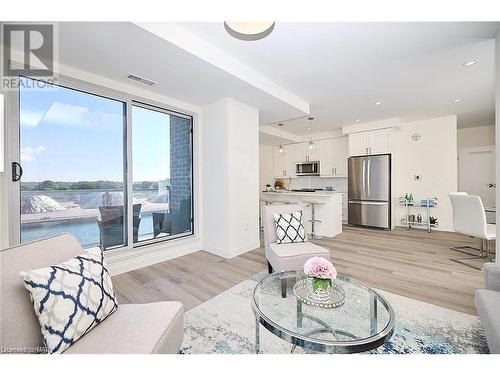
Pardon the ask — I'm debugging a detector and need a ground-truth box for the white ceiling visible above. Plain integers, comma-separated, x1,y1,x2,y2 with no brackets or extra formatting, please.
182,22,498,133
57,22,498,136
57,22,306,124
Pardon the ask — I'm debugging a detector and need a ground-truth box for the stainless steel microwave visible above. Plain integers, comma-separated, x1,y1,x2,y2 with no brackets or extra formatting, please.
296,161,320,176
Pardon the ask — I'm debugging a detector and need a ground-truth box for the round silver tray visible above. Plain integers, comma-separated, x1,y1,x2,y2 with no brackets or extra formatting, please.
293,278,346,309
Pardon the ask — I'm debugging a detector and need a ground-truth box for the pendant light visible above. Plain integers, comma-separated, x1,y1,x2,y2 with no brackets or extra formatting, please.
308,117,314,149
278,123,284,153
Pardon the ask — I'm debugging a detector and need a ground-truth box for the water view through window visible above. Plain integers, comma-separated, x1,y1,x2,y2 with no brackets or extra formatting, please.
19,78,193,249
19,78,126,248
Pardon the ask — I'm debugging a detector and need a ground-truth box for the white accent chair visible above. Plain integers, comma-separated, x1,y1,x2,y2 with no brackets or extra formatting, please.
0,234,184,354
262,204,330,297
449,193,496,270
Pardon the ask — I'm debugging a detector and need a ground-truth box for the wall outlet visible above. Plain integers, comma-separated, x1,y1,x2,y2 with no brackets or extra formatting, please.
414,175,422,181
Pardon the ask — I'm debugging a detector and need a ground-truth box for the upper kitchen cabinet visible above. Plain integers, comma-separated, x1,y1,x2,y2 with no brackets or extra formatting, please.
333,137,348,175
273,144,298,178
273,146,286,178
348,128,391,156
285,143,298,178
298,141,320,162
319,137,348,177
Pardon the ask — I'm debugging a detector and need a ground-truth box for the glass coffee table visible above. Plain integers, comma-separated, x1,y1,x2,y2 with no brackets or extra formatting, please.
251,270,395,353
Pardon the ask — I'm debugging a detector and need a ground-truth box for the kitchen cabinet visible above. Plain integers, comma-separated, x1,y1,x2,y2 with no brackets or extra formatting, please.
298,141,320,162
348,128,391,156
318,137,348,177
273,144,298,178
342,192,348,224
273,146,286,178
333,137,348,175
285,143,298,178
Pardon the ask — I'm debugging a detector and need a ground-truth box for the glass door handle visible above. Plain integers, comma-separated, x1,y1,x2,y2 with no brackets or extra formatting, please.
12,162,23,182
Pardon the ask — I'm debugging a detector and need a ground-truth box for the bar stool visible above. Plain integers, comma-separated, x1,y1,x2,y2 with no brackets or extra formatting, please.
301,199,324,240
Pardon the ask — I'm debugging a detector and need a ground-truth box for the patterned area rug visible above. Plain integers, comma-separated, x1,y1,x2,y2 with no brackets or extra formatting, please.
181,272,488,354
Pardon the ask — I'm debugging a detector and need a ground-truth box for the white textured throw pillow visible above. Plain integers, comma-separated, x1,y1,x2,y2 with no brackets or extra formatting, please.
273,210,307,244
19,247,118,354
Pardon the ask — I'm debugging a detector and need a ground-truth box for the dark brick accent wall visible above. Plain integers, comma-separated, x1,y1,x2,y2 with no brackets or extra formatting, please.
169,116,192,214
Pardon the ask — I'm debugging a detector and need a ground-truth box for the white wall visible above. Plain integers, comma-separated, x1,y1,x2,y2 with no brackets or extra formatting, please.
203,98,260,258
393,116,458,231
458,125,495,148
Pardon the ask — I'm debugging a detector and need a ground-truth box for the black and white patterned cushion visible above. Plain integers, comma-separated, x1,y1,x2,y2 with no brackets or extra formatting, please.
273,210,306,244
19,247,118,354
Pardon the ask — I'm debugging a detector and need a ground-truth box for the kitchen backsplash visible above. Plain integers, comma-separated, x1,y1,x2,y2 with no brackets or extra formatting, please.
276,176,347,192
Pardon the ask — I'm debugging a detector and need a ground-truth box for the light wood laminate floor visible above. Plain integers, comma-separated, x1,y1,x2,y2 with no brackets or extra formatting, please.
113,226,490,315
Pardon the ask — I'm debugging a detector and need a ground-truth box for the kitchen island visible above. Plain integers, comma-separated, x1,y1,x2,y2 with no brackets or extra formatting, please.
260,190,343,238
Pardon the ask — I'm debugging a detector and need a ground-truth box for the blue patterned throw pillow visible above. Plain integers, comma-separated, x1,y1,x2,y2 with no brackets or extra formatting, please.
19,247,118,354
273,210,307,244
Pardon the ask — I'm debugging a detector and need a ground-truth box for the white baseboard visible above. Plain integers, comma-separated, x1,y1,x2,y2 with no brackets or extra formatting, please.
106,237,203,276
205,241,261,259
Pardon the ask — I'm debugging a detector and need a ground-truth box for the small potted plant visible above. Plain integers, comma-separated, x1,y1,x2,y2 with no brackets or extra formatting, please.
265,183,272,192
303,257,337,302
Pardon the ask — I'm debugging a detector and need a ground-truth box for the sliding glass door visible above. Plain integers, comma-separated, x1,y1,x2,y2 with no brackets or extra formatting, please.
132,103,193,244
19,77,126,249
15,77,194,250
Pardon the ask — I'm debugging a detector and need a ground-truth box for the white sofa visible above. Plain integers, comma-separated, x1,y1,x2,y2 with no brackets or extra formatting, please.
0,233,184,354
475,262,500,354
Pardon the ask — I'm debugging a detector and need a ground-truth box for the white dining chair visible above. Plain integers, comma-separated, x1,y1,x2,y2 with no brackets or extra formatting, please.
449,192,496,270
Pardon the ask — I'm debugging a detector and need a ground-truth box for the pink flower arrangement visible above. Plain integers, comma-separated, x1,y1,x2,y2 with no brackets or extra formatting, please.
303,257,337,280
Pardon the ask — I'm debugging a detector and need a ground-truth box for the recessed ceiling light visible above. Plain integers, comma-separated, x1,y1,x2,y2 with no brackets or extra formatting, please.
375,102,382,106
453,98,462,103
355,119,360,122
463,60,477,67
224,22,275,41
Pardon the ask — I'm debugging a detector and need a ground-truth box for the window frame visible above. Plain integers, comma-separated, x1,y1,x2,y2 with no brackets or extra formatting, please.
7,73,196,250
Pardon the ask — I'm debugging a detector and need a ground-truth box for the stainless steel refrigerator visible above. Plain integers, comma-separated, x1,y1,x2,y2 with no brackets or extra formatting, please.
348,154,391,229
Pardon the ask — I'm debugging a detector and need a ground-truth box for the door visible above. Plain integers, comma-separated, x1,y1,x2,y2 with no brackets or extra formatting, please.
348,132,368,156
365,154,390,201
333,137,348,175
348,156,367,200
319,138,334,176
368,128,391,155
348,201,390,229
458,146,495,221
273,146,286,177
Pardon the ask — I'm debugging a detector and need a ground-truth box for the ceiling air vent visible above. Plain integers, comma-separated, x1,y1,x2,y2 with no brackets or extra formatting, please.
127,73,156,87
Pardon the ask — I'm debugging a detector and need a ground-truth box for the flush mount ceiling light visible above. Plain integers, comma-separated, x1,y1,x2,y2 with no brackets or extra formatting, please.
224,22,275,41
463,60,477,67
375,101,382,106
355,119,360,122
453,98,462,103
